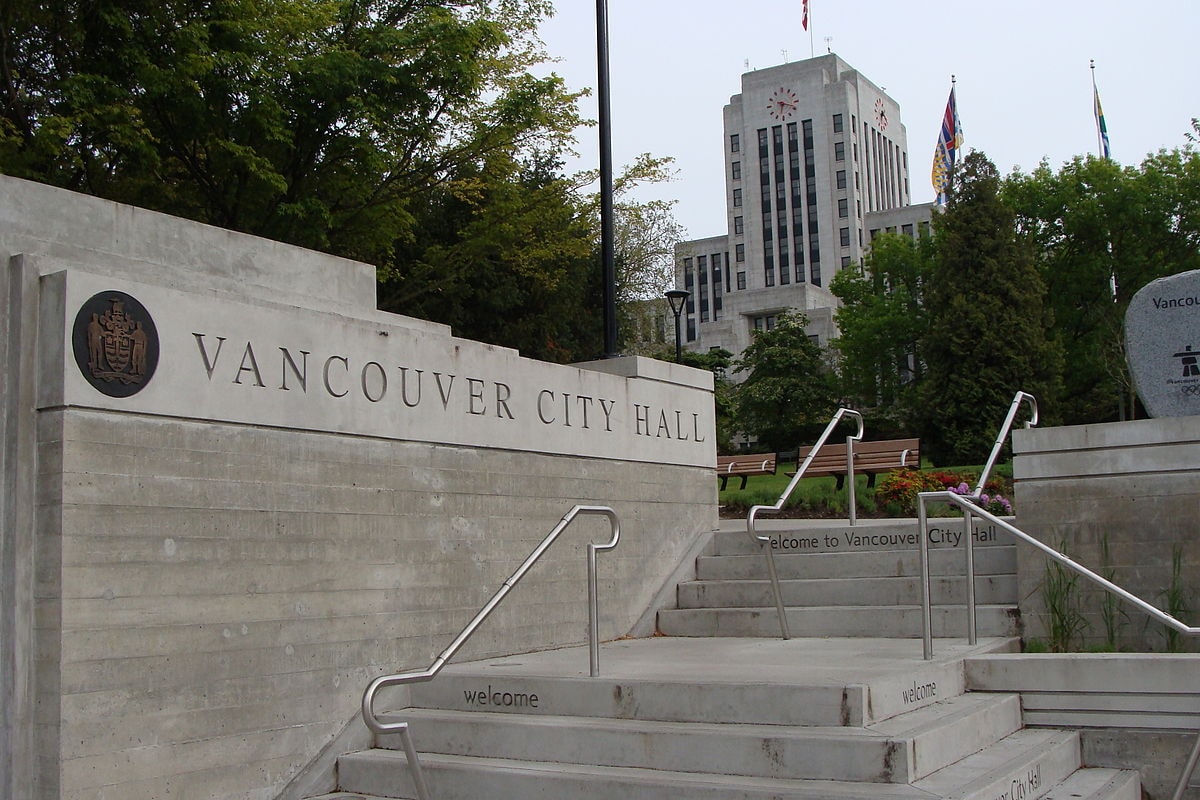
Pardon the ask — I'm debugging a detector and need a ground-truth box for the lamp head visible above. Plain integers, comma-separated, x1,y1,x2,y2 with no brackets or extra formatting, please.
665,289,690,316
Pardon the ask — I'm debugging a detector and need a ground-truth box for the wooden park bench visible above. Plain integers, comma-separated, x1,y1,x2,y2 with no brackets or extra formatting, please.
792,437,920,490
716,453,777,491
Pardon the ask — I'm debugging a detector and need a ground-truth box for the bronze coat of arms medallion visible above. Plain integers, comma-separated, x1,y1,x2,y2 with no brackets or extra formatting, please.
72,291,159,397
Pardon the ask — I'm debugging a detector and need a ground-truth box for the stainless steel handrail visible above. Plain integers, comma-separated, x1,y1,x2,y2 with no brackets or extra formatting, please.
917,492,1200,800
974,391,1038,495
360,504,621,800
916,390,1038,653
747,408,864,639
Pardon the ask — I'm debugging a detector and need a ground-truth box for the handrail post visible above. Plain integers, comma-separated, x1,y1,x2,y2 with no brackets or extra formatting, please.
1172,732,1200,800
918,494,933,660
964,509,977,645
747,408,864,640
846,434,858,527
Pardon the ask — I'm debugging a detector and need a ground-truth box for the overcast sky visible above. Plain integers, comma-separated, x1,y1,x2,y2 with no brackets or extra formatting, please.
534,0,1200,240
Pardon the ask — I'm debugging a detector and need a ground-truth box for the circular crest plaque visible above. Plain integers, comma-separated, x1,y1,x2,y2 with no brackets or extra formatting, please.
72,291,159,397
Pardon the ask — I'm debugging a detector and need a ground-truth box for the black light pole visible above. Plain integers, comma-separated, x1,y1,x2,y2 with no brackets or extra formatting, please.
596,0,618,358
665,289,690,362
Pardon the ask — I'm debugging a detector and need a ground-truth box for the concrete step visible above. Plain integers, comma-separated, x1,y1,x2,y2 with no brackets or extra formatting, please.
336,729,1112,800
370,692,1020,783
1040,768,1141,800
336,749,935,799
677,574,1017,608
913,727,1082,800
657,604,1021,639
696,547,1015,581
711,520,1011,557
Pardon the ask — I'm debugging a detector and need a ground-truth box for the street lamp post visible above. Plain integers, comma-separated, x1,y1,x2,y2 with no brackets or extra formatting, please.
665,289,690,363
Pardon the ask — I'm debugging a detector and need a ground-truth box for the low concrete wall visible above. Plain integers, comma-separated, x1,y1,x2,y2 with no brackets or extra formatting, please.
1012,417,1200,652
966,654,1200,799
0,177,718,800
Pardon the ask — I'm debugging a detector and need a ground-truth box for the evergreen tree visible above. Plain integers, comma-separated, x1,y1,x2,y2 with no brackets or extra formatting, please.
921,151,1061,465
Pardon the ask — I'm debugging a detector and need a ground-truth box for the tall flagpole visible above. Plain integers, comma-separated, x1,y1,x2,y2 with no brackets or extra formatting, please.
597,0,617,358
1090,59,1101,158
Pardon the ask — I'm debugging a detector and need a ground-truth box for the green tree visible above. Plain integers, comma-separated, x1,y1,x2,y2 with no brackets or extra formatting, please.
679,348,736,454
829,232,935,437
731,311,838,452
921,151,1061,465
1003,145,1200,423
378,149,601,362
0,0,581,266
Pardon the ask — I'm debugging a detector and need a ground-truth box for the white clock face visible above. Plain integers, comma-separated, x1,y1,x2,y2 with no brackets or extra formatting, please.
768,87,798,120
875,98,889,130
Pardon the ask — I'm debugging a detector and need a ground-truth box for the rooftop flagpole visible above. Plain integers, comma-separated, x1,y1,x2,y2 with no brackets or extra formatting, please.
804,0,813,58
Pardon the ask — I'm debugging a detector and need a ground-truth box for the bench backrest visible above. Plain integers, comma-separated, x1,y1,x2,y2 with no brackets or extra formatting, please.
796,438,919,473
716,454,777,475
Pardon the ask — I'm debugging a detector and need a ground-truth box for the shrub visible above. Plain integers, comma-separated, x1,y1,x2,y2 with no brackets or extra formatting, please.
875,468,945,516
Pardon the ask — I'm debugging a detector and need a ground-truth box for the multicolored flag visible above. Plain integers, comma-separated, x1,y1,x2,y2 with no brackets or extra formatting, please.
802,0,809,30
931,84,963,205
1093,76,1111,159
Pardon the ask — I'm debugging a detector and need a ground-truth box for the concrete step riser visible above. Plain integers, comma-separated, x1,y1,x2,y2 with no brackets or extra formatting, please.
407,655,971,728
338,731,1114,800
657,605,1021,639
337,750,900,800
696,547,1015,581
677,575,1017,608
373,694,1020,783
712,521,1012,557
406,674,869,727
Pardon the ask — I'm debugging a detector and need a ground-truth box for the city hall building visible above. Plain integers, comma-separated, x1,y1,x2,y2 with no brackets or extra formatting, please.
674,53,934,361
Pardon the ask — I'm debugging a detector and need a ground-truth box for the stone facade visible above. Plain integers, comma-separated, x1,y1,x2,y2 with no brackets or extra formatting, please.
672,54,936,364
0,176,717,799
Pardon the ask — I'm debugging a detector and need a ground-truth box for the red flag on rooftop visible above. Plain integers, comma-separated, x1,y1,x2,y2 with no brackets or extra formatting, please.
802,0,809,30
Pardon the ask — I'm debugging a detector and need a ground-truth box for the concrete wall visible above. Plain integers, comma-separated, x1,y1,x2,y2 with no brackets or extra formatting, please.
0,177,719,800
1012,417,1200,652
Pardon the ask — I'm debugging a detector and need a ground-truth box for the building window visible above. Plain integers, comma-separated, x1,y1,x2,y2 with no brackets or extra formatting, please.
732,188,742,207
735,243,745,262
841,255,851,267
730,133,740,152
736,271,746,289
839,227,851,247
902,223,914,238
731,160,742,180
836,170,847,190
733,215,744,235
753,315,778,332
832,113,843,133
838,198,848,218
834,142,845,161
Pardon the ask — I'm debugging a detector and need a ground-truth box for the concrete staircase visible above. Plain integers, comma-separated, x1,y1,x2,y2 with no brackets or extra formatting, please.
658,518,1022,639
307,519,1140,800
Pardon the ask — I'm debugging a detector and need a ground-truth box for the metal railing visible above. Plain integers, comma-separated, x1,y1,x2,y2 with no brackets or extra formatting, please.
915,391,1198,799
360,505,621,800
746,407,864,640
917,493,1200,800
916,391,1037,651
